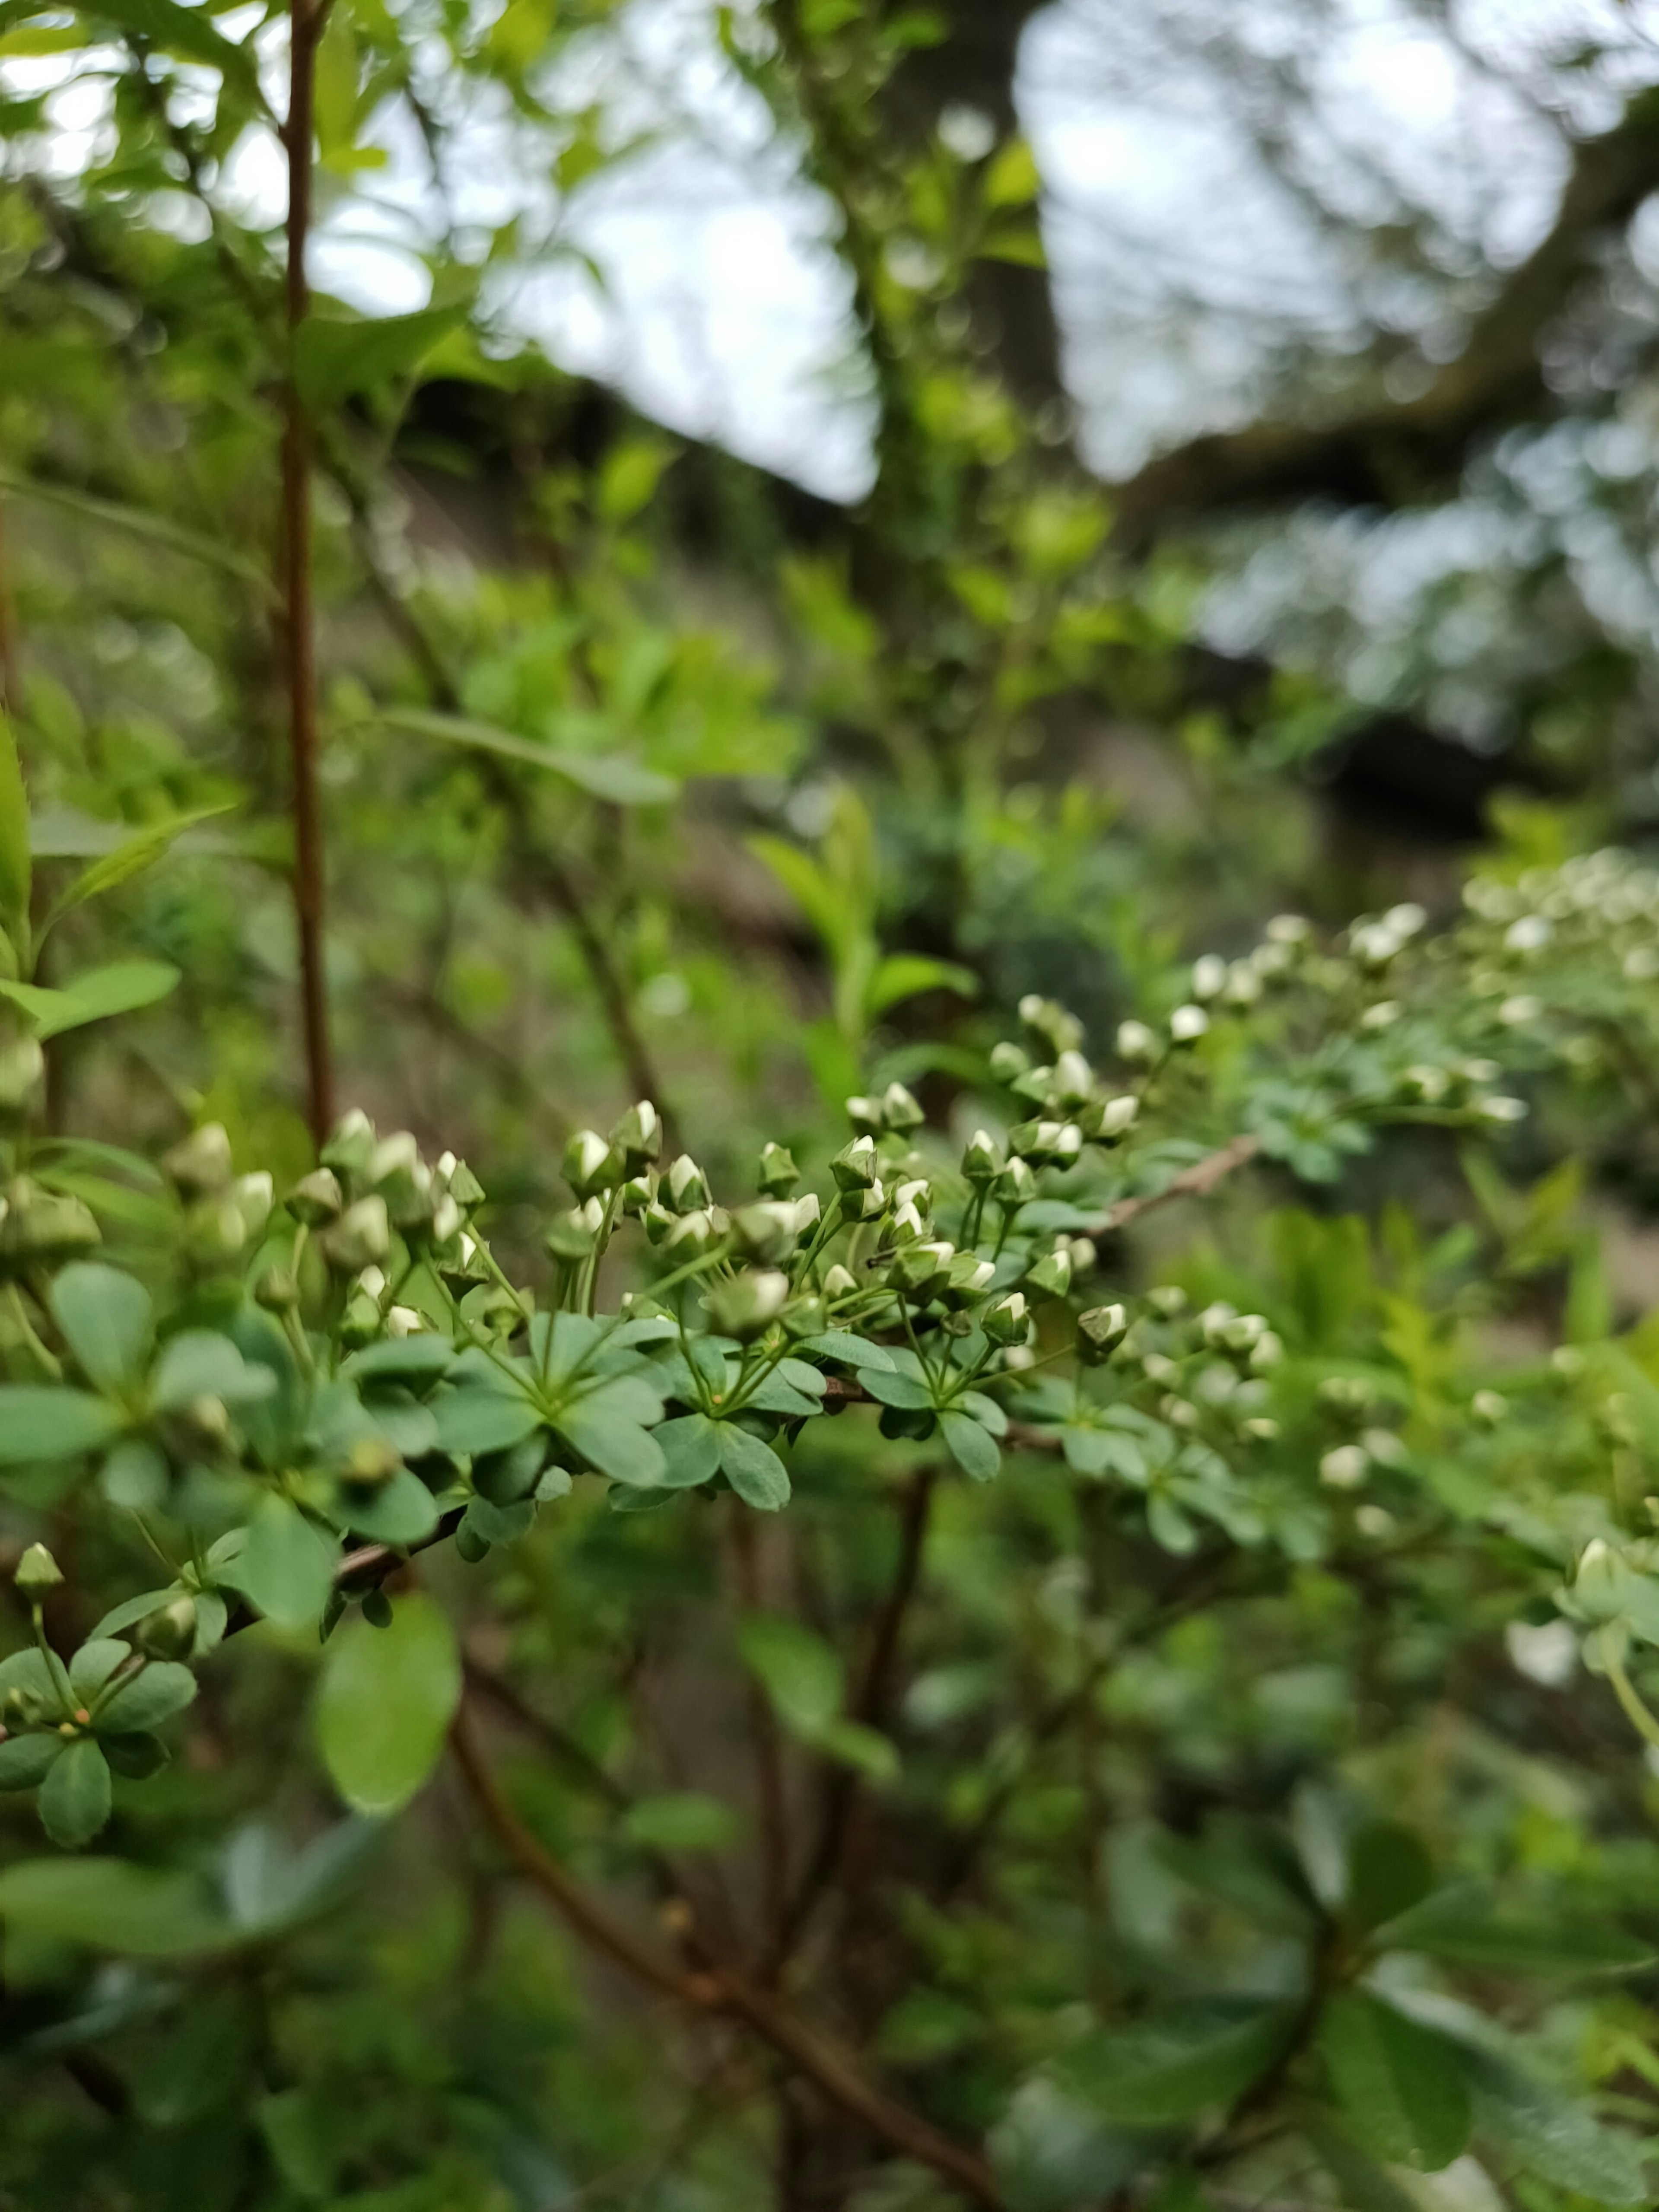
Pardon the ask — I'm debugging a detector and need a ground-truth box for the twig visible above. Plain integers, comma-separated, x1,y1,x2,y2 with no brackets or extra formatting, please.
730,1504,791,1967
450,1701,1008,2210
280,0,334,1147
782,1465,935,1951
1087,1133,1262,1236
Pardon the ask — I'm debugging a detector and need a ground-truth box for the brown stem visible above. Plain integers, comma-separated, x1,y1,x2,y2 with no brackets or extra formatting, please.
781,1465,935,1952
281,0,334,1148
1087,1132,1262,1236
730,1505,791,1967
450,1702,1007,2210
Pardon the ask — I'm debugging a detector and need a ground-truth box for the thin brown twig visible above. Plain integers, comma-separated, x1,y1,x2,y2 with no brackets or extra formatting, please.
449,1701,1007,2209
781,1464,936,1952
280,0,334,1147
730,1504,791,1968
1087,1132,1262,1237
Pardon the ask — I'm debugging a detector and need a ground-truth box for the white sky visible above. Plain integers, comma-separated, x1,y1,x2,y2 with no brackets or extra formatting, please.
9,0,1659,502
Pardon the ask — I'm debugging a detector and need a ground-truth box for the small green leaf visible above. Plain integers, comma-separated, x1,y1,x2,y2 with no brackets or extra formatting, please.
96,1660,196,1735
0,1856,226,1954
792,1334,895,1373
0,1733,63,1791
0,959,180,1039
738,1613,842,1738
1346,1820,1433,1931
940,1408,1000,1481
718,1423,790,1510
150,1331,273,1412
315,1592,461,1817
1318,1990,1471,2171
50,1263,154,1390
41,805,234,934
861,1367,934,1411
868,952,978,1016
100,1438,168,1511
654,1413,722,1489
68,1639,130,1703
0,709,29,937
39,1738,112,1849
378,707,677,804
340,1468,440,1546
1057,2002,1300,2125
1381,1888,1653,1974
984,136,1040,207
292,304,467,410
817,1716,900,1782
1304,2112,1423,2212
0,1386,121,1465
102,1731,167,1780
1463,2043,1647,2203
556,1402,666,1488
431,1387,542,1456
228,1497,337,1630
621,1792,739,1852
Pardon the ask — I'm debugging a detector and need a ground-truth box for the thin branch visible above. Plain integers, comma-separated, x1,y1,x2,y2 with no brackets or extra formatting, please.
1087,1132,1262,1236
730,1504,791,1967
280,0,334,1147
450,1701,1008,2210
782,1465,936,1952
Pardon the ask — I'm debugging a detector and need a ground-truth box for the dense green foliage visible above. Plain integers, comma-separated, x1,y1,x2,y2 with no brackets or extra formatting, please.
5,4,1659,2211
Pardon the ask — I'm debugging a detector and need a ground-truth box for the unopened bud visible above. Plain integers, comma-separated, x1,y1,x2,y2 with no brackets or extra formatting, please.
844,1094,882,1134
704,1269,790,1343
564,1128,620,1200
1169,1004,1208,1045
15,1544,64,1597
733,1201,801,1266
162,1122,234,1200
982,1291,1030,1347
138,1595,197,1661
830,1135,879,1192
1025,1246,1073,1300
988,1040,1031,1084
1077,1304,1127,1361
612,1101,661,1170
1116,1020,1157,1063
254,1263,300,1312
547,1196,605,1262
287,1167,343,1227
880,1081,924,1131
1191,955,1227,1001
665,1155,710,1213
321,1108,376,1185
319,1196,391,1275
758,1143,799,1197
962,1130,1002,1184
0,1033,45,1119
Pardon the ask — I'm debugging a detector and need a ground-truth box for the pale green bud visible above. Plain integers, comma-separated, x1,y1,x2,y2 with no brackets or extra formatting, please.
162,1122,234,1201
15,1543,64,1596
611,1100,661,1171
880,1081,925,1131
704,1269,790,1343
320,1196,391,1275
665,1154,710,1212
564,1128,621,1200
758,1143,799,1197
287,1166,344,1227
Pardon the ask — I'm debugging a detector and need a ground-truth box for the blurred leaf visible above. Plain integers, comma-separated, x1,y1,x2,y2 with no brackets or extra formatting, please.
1381,1888,1653,1975
0,1857,226,1954
739,1614,842,1737
0,958,181,1039
1347,1820,1433,1931
868,952,978,1016
1057,2002,1300,2124
0,1386,121,1465
940,1408,1000,1481
621,1792,738,1852
1318,1990,1471,2171
292,305,467,409
97,1661,197,1735
226,1496,337,1630
39,1739,112,1848
315,1593,461,1818
1463,2044,1647,2203
984,137,1040,207
41,804,233,934
717,1422,790,1510
595,437,674,524
378,706,677,803
49,1263,153,1391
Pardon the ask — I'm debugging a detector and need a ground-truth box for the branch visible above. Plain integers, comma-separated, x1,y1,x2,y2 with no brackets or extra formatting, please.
280,0,333,1146
1087,1131,1262,1235
449,1702,1008,2209
1110,87,1659,544
781,1465,936,1951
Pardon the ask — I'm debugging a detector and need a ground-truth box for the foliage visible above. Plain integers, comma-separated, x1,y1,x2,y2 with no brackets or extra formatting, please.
3,3,1659,2210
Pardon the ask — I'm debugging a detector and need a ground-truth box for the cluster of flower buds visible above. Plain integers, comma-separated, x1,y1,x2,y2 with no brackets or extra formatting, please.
0,1175,101,1276
1100,1290,1284,1443
1462,850,1659,1027
0,1027,45,1130
298,1110,484,1275
155,1123,272,1267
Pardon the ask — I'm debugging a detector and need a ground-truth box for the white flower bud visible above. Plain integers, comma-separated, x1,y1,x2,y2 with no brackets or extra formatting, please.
1384,903,1427,939
1168,1004,1208,1044
1266,914,1309,944
1504,915,1551,954
1052,1049,1094,1105
1224,961,1262,1006
1319,1444,1369,1489
1478,1096,1527,1124
1360,1000,1400,1030
1499,995,1541,1025
1191,954,1227,1001
1471,1389,1508,1425
1116,1020,1157,1062
1624,947,1659,982
1098,1094,1138,1138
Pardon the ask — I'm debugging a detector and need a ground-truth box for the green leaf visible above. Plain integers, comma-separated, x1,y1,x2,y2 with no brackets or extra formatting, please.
984,136,1040,207
100,1438,168,1511
816,1716,900,1782
102,1730,167,1780
68,1639,130,1703
621,1792,739,1852
1381,1888,1653,1974
315,1592,461,1817
595,436,674,524
1303,2112,1424,2212
654,1412,723,1489
341,1468,441,1546
1061,1425,1146,1480
39,1738,112,1849
96,1660,196,1735
861,1367,934,1411
868,952,978,1016
378,707,677,804
940,1408,1000,1481
228,1497,337,1630
1346,1820,1433,1931
0,470,273,591
1318,1990,1471,2171
0,709,29,938
0,1733,62,1791
431,1386,543,1456
717,1422,790,1510
738,1613,842,1738
0,958,180,1039
50,1263,154,1390
792,1334,895,1373
0,1856,226,1954
1057,2002,1300,2125
1463,2044,1647,2204
88,1589,175,1641
40,804,233,934
151,1330,273,1411
0,1386,121,1465
0,1647,63,1707
292,305,467,410
556,1402,666,1488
